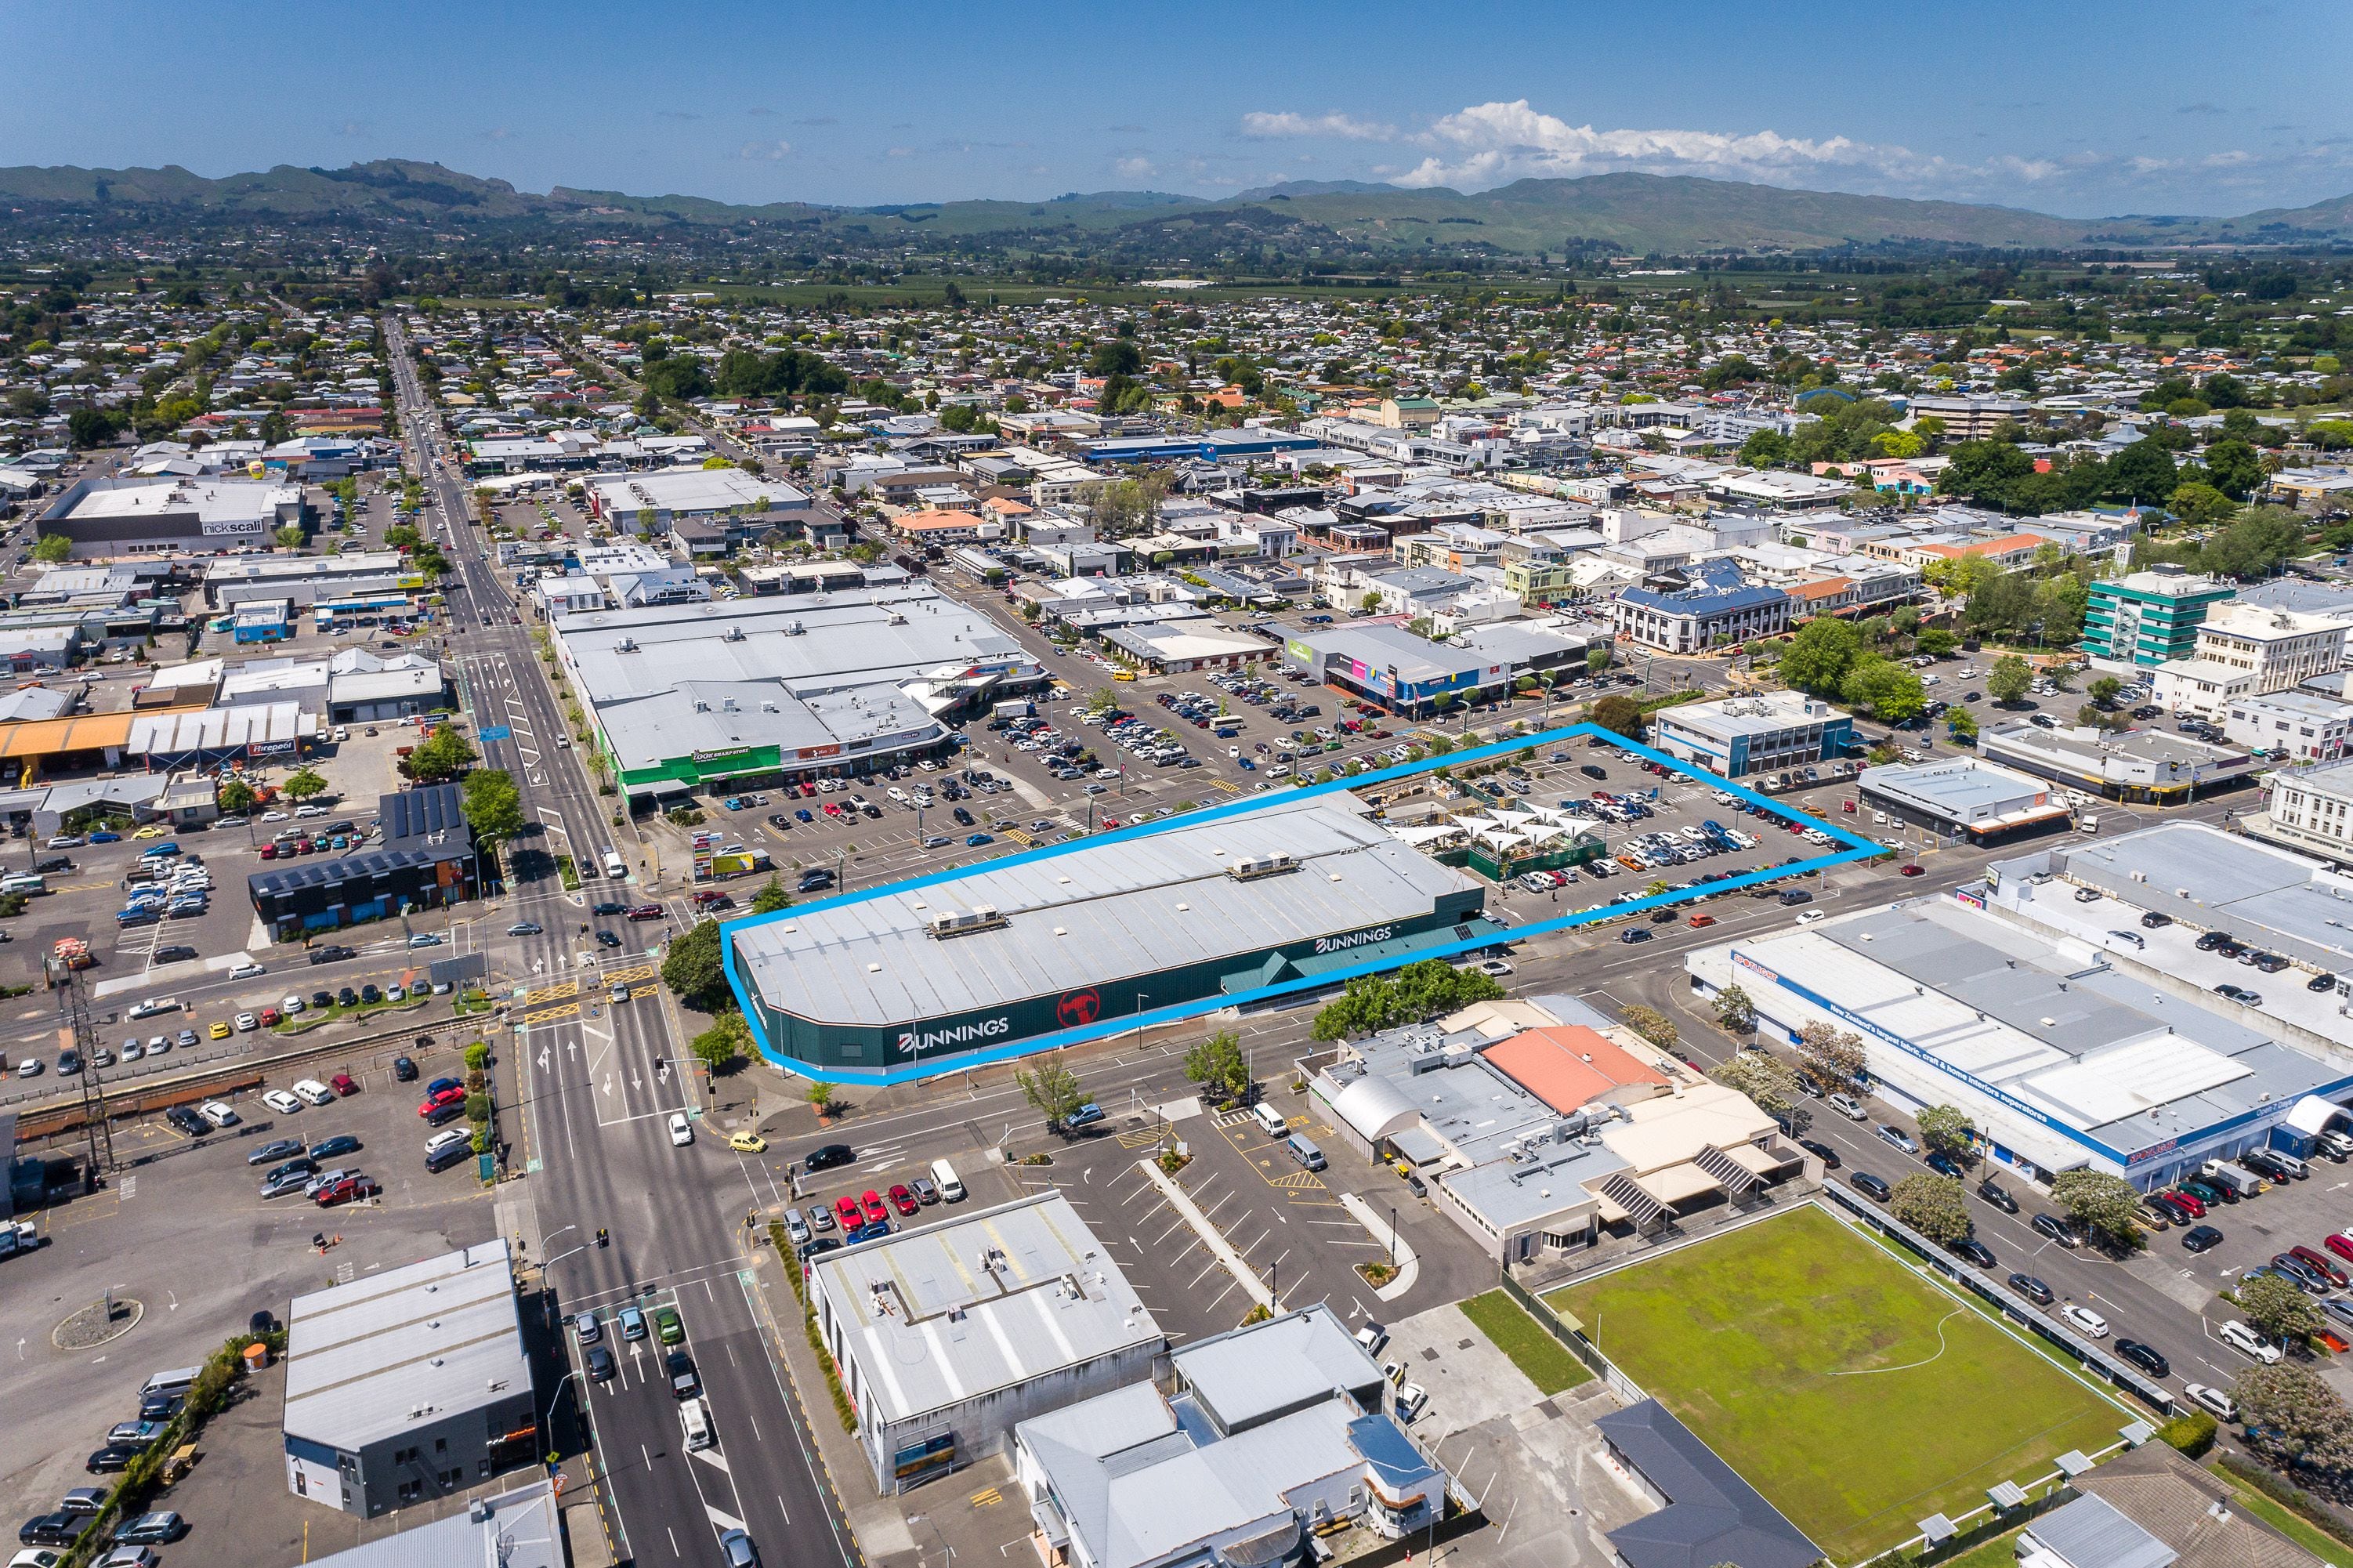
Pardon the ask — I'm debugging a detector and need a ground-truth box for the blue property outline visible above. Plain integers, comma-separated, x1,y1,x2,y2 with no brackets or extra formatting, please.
718,720,1884,1085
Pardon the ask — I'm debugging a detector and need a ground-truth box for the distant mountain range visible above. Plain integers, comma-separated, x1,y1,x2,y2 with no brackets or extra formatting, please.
3,158,2350,255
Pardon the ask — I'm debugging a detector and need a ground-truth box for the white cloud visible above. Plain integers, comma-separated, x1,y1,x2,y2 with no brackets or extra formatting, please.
1391,100,1938,190
1240,110,1396,142
737,139,793,161
1115,155,1157,179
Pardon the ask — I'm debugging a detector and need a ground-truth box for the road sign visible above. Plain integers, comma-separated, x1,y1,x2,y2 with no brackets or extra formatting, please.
478,726,512,743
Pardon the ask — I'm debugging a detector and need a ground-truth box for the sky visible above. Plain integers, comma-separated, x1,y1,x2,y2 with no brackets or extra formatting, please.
2,0,2348,218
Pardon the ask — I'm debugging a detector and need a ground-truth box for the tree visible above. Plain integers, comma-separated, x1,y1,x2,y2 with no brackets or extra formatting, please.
2087,675,2123,709
459,768,526,842
807,1079,835,1113
1016,1057,1088,1128
1889,1174,1972,1245
282,767,328,802
1947,707,1979,744
661,918,731,1012
690,1010,750,1071
215,777,255,816
2234,1362,2353,1469
1586,646,1612,677
1839,657,1927,722
2203,438,2265,502
1915,1104,1973,1160
1587,693,1644,739
1712,984,1757,1037
1780,617,1864,697
66,406,118,449
1182,1030,1251,1101
750,875,793,914
30,534,71,564
1915,628,1958,658
2049,1170,2146,1251
1310,960,1504,1041
1985,655,2033,706
2168,481,2237,527
405,725,480,784
1708,1051,1802,1116
1796,1021,1866,1091
2105,439,2179,505
1620,1005,1680,1055
275,524,306,551
2236,1273,2324,1345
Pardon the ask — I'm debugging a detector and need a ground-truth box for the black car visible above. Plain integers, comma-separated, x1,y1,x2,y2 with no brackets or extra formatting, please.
797,870,837,893
2312,972,2341,994
250,1309,276,1337
1949,1237,1996,1269
585,1344,617,1382
152,944,197,965
2116,1339,2171,1378
2007,1272,2055,1306
359,983,382,1005
2140,911,2172,929
1977,1178,2019,1214
592,901,628,916
2181,1224,2224,1253
596,929,623,947
163,1105,208,1137
667,1349,701,1400
392,1055,418,1081
2194,930,2232,952
20,1513,80,1547
804,1143,856,1172
1852,1171,1892,1202
309,1135,360,1160
245,1137,306,1166
337,987,360,1008
2214,983,2262,1005
86,1444,141,1474
1797,1138,1841,1169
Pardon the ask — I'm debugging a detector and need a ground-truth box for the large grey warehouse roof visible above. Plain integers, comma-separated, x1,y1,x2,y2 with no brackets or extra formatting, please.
736,794,1482,1028
300,1481,562,1568
2031,821,2353,973
283,1240,527,1453
811,1193,1159,1425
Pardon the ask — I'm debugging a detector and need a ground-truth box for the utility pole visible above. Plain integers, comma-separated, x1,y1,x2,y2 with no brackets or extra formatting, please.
57,972,112,1190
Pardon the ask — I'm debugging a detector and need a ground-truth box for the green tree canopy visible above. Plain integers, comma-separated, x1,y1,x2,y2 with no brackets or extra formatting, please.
1779,617,1864,697
1797,1021,1866,1090
1915,1104,1973,1159
30,534,71,563
282,766,328,802
405,724,480,784
2049,1170,2146,1251
459,768,527,842
1016,1057,1089,1127
1708,1050,1802,1116
1587,693,1644,739
1309,960,1504,1041
1888,1174,1972,1245
1985,655,2033,705
1838,657,1926,722
2235,1273,2323,1345
1712,984,1756,1037
690,1011,750,1071
1182,1031,1251,1100
661,918,731,1012
2233,1362,2353,1470
750,875,793,914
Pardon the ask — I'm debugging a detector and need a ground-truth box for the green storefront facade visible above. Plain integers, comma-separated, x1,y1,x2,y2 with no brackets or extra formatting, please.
737,885,1495,1074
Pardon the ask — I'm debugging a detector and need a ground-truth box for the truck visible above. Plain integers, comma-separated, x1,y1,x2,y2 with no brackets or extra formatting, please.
0,1221,42,1261
993,698,1035,720
2199,1159,2267,1197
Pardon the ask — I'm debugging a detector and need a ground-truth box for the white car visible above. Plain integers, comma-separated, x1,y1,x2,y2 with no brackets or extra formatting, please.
295,805,330,819
2061,1303,2109,1339
292,1078,335,1107
234,1012,259,1032
198,1100,239,1128
1395,1382,1428,1421
2220,1320,2282,1364
229,961,265,980
2183,1382,2239,1421
282,995,306,1014
1796,910,1826,925
262,1089,303,1115
259,810,289,823
668,1111,694,1147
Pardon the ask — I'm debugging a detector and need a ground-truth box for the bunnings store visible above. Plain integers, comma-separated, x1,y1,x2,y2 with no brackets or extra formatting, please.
726,795,1505,1076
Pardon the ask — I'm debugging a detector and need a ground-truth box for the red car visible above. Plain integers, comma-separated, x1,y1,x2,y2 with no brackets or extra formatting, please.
860,1190,889,1226
258,1006,283,1027
259,843,279,860
2324,1232,2353,1265
888,1184,919,1217
330,1073,359,1096
1687,914,1718,929
2290,1245,2350,1289
314,1175,379,1207
418,1086,465,1117
834,1195,863,1229
626,904,664,921
2163,1187,2206,1219
1898,864,1924,878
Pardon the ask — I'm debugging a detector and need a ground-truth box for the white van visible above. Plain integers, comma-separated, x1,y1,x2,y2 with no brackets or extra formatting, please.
2221,1320,2283,1364
1251,1103,1289,1138
0,872,45,895
929,1158,965,1203
678,1396,715,1450
603,847,628,880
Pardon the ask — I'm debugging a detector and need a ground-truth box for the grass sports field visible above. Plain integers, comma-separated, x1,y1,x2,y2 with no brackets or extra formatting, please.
1551,1206,2123,1563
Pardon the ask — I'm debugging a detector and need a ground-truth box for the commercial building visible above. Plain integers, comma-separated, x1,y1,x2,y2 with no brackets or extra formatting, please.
809,1193,1164,1494
2224,690,2351,762
1013,1306,1444,1568
581,467,824,549
1077,429,1320,465
1280,622,1508,715
248,783,478,940
2244,757,2353,867
281,1240,538,1519
2173,602,2352,698
2082,566,2236,668
205,550,425,609
295,1481,565,1568
37,474,306,557
1902,393,2036,440
1597,1401,1821,1568
552,586,1043,805
1855,756,2075,846
1610,559,1793,654
1099,621,1272,675
731,793,1497,1075
1647,691,1855,780
1683,877,2353,1191
1981,720,2258,803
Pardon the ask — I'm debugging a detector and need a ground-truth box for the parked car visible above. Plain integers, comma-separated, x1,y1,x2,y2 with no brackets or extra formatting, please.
2007,1273,2054,1307
2031,1213,2082,1248
2060,1304,2109,1338
1851,1171,1892,1202
2115,1339,2170,1378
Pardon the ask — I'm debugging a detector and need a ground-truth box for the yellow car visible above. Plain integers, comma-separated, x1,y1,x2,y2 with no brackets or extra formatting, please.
726,1132,768,1153
132,824,168,840
208,1020,231,1039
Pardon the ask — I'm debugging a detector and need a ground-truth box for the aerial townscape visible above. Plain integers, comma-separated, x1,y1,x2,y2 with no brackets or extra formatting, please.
14,8,2353,1568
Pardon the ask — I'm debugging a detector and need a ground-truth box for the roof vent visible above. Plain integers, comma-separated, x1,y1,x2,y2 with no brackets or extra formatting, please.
615,636,637,652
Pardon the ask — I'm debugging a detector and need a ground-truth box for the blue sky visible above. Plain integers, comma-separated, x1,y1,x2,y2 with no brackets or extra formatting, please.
3,0,2347,217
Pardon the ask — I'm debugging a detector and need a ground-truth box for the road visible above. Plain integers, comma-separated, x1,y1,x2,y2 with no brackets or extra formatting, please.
384,317,853,1568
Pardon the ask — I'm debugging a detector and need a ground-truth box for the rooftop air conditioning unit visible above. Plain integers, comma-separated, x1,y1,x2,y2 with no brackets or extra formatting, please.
723,625,745,642
1226,853,1298,882
926,905,1009,940
615,636,636,652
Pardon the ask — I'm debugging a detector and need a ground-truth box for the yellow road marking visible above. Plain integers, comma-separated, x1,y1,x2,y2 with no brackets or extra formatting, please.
522,1001,581,1026
525,980,578,1005
969,1486,1003,1508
